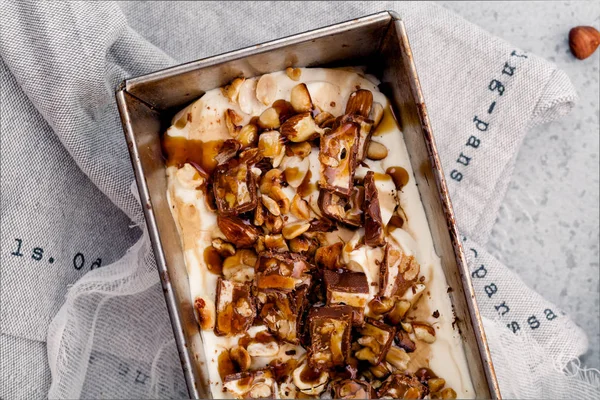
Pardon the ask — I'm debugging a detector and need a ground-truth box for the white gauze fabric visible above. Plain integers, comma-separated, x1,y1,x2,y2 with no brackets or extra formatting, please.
0,1,598,399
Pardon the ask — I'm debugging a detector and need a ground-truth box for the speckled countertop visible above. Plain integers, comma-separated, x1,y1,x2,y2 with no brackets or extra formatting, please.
439,1,600,368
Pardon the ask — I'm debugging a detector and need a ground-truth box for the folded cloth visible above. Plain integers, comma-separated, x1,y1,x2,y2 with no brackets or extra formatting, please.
0,1,597,398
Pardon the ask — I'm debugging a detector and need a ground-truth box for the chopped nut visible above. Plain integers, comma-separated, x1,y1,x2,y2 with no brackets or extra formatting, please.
264,234,289,252
314,242,344,270
259,168,283,195
385,347,410,372
223,370,275,399
282,221,311,240
369,102,384,127
369,363,392,379
222,249,257,283
269,186,290,214
368,297,395,315
258,130,283,158
229,346,251,371
214,139,241,166
364,171,385,246
286,142,312,159
367,141,388,160
258,107,280,129
261,194,281,216
280,112,321,143
290,194,311,220
292,361,329,395
217,215,260,248
246,338,280,357
413,322,436,343
194,296,215,330
428,378,446,393
386,299,411,326
289,236,311,253
211,238,236,258
285,67,302,81
281,155,310,188
221,77,245,102
355,319,396,365
333,379,373,399
256,74,278,106
290,83,313,113
225,109,243,136
345,89,373,118
264,213,284,234
400,321,413,334
237,123,259,148
314,111,336,128
377,374,428,399
395,329,416,353
440,388,457,399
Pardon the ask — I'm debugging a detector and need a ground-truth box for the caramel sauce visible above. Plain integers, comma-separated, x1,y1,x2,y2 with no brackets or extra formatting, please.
162,134,224,174
299,364,323,384
217,350,237,380
386,166,410,189
203,246,223,275
372,105,397,136
297,170,316,198
272,99,295,122
269,358,298,382
388,215,405,231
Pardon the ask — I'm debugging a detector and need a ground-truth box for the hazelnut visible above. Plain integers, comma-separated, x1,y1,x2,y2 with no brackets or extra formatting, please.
237,124,259,148
289,236,311,253
229,346,251,371
286,142,312,159
290,194,311,220
258,107,281,129
290,83,313,113
258,130,283,158
282,221,311,240
246,340,279,357
280,112,322,142
256,74,278,106
264,234,289,252
428,378,446,393
412,322,436,344
261,194,281,216
569,26,600,60
440,388,457,399
221,77,245,102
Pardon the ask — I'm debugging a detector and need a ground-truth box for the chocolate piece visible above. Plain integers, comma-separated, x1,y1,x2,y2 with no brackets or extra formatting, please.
307,217,336,232
396,330,417,353
345,89,373,118
318,185,364,227
333,379,373,399
379,244,420,298
378,373,428,399
215,139,242,165
257,286,308,344
323,270,369,325
319,122,359,196
341,114,374,163
308,305,353,369
215,278,256,336
217,215,261,248
255,251,311,291
363,171,385,246
213,160,258,216
223,369,276,399
355,318,396,365
314,242,344,270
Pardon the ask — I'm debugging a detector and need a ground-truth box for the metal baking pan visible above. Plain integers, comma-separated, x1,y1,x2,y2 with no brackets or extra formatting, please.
116,10,500,399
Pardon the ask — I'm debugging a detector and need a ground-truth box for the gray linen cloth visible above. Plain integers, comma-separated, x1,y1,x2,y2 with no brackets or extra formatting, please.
0,1,598,399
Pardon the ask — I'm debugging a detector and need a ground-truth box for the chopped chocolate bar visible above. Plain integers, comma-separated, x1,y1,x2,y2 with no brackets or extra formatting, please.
341,114,374,163
319,122,359,196
308,305,353,369
223,369,276,399
318,185,364,227
323,270,369,325
355,318,396,365
215,278,256,336
363,171,385,246
255,251,311,291
213,160,258,216
257,286,308,344
333,379,373,399
379,244,420,298
377,373,428,399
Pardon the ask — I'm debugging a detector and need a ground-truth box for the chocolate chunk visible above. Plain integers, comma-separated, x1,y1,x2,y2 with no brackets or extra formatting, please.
333,379,373,399
340,114,374,163
323,270,369,325
314,242,344,270
356,318,396,365
217,215,261,248
213,160,258,216
363,171,385,247
223,369,276,399
215,278,256,336
318,186,364,227
319,122,359,196
307,217,336,233
257,286,308,344
377,373,428,399
255,251,311,291
379,244,420,298
308,305,353,369
396,330,416,353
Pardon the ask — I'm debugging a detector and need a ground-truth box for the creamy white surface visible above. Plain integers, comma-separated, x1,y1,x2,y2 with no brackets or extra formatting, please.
165,67,474,398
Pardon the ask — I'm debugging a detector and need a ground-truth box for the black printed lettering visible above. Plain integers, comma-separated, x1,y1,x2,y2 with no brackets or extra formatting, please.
471,264,487,279
488,79,505,95
466,136,481,148
32,247,44,261
494,301,510,316
488,101,496,114
90,258,102,270
456,153,472,166
450,170,463,182
73,253,85,270
484,283,498,298
469,247,478,258
544,309,558,321
502,62,516,76
11,238,24,256
473,116,489,131
118,363,129,376
527,315,541,329
511,50,528,58
507,321,520,333
135,370,150,384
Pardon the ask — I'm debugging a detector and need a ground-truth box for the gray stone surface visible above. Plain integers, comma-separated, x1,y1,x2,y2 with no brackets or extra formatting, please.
439,1,600,368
